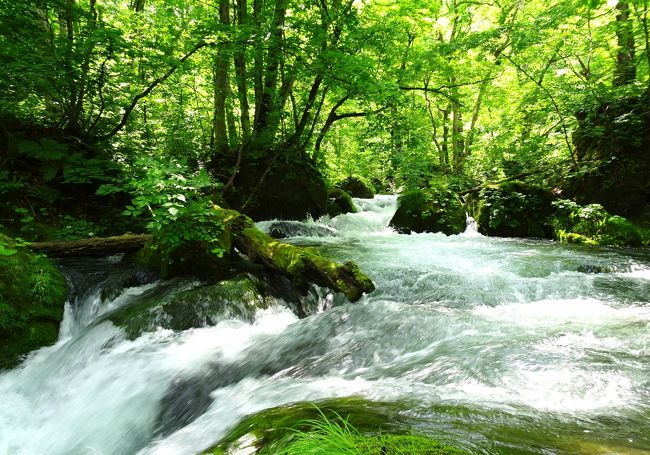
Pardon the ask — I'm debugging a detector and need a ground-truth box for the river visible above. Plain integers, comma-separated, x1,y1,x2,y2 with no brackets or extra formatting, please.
1,195,649,454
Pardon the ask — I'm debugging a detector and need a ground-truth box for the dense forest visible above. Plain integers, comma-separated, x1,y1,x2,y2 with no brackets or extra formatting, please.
1,0,650,454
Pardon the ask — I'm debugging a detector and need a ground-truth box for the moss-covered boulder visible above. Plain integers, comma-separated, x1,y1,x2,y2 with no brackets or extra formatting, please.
550,199,645,247
337,176,375,199
468,181,554,238
225,156,328,221
390,186,466,235
0,233,68,369
134,210,233,281
107,272,304,338
326,188,357,217
202,398,467,455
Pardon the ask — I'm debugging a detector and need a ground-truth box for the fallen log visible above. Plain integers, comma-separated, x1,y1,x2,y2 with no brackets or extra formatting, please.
29,209,375,302
30,234,152,257
224,210,375,302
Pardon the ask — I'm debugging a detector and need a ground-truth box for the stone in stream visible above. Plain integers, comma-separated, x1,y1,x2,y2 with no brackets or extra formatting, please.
336,176,375,199
390,186,466,235
466,181,555,238
266,220,339,239
326,187,357,217
106,270,311,339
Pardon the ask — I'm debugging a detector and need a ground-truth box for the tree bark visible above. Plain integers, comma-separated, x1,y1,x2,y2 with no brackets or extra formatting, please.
613,0,636,86
31,234,152,257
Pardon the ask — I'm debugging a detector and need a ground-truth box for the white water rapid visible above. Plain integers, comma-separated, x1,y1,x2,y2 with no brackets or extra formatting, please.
1,195,649,454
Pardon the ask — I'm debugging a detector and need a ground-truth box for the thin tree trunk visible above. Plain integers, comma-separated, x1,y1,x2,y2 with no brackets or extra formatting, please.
212,0,230,153
233,0,251,143
613,0,636,86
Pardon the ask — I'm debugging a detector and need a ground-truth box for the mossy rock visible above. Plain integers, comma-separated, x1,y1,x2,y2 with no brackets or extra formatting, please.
468,181,554,238
337,176,375,199
225,156,328,221
550,199,645,247
0,233,68,369
566,91,650,218
134,225,232,281
202,398,467,455
106,272,305,339
390,186,466,235
326,188,357,217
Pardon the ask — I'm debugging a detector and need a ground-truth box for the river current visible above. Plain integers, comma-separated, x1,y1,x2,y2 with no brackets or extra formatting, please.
1,195,649,454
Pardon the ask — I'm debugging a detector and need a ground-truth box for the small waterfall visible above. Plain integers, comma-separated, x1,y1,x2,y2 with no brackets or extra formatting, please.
461,213,481,237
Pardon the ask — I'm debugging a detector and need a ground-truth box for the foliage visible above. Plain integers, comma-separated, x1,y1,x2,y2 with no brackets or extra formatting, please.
470,181,554,238
551,199,645,246
204,402,466,455
0,233,67,369
98,156,227,264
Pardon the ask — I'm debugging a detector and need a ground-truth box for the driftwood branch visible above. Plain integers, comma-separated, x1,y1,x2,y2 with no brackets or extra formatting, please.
31,234,152,257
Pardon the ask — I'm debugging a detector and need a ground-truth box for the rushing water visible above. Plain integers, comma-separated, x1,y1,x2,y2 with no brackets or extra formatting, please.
1,195,650,454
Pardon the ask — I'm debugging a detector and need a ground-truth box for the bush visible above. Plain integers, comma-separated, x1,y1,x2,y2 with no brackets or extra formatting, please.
551,199,644,246
0,233,68,369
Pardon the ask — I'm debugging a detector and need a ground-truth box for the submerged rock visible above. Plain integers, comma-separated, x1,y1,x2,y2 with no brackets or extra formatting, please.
337,176,375,199
107,271,306,339
266,220,338,239
0,233,68,369
390,186,466,235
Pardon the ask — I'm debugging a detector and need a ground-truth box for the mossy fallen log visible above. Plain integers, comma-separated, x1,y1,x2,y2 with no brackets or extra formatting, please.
224,210,375,302
30,208,375,302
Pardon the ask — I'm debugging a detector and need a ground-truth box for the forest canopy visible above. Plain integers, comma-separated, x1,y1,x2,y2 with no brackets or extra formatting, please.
1,0,649,234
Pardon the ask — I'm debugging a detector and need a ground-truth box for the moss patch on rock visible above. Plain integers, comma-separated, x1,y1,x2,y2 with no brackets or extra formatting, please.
326,188,357,217
468,181,554,238
551,199,646,247
337,176,375,199
202,398,466,455
107,272,287,338
390,185,466,235
0,233,68,369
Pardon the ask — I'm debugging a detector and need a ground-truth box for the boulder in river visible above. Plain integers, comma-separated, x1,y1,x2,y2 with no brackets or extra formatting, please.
266,220,339,239
336,176,375,199
224,156,328,221
326,187,357,217
390,186,466,235
468,181,554,238
107,271,307,339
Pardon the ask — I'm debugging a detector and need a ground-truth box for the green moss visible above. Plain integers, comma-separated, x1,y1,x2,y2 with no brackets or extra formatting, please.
468,181,554,238
108,273,274,339
551,199,644,247
0,233,68,369
202,399,466,455
390,185,466,235
337,176,375,199
327,188,357,217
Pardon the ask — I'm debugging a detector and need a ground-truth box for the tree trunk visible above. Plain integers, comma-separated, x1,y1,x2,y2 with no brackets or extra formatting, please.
212,0,230,153
613,0,636,86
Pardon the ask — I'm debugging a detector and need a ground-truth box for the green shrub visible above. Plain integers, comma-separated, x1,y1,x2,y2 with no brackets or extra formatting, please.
0,233,68,369
551,199,644,246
